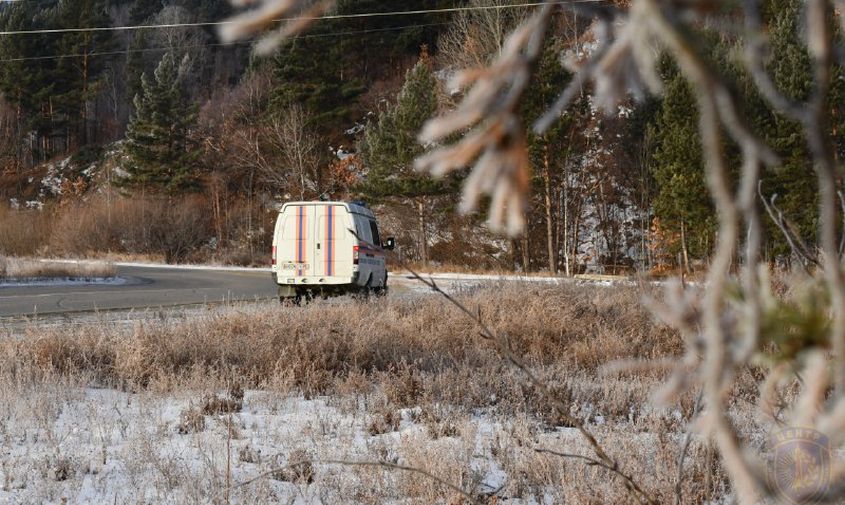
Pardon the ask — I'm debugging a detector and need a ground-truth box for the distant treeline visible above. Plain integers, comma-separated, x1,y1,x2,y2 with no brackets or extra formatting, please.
0,0,841,273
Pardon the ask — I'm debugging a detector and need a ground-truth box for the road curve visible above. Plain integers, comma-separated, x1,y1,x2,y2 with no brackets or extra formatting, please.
0,263,577,320
0,265,278,318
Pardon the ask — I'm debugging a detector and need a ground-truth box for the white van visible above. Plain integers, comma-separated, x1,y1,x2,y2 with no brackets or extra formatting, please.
271,201,395,303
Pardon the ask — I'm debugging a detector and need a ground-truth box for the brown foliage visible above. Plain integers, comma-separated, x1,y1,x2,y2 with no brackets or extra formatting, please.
0,207,51,256
49,196,213,263
3,284,679,406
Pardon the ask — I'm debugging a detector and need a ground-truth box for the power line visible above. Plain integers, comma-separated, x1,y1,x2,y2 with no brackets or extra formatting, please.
0,21,452,63
0,0,606,37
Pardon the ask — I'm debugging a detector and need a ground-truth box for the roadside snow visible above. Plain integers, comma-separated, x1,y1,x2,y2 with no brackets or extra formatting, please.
35,259,641,287
0,277,127,288
43,259,273,273
400,272,566,283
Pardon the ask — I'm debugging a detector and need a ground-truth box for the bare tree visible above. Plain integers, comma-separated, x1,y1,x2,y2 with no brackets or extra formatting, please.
202,64,327,204
438,0,531,72
199,68,275,253
261,104,325,200
151,5,212,96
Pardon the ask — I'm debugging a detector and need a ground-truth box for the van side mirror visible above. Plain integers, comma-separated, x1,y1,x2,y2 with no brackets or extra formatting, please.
382,237,396,251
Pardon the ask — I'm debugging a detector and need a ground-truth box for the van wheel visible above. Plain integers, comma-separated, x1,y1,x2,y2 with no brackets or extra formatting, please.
373,286,388,297
280,295,305,306
283,290,312,306
351,286,370,301
295,291,315,306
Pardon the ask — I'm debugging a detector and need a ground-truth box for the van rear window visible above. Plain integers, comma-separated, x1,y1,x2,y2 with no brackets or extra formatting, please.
369,220,380,246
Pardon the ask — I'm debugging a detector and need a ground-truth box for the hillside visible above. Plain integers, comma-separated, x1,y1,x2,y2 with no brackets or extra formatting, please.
0,0,841,274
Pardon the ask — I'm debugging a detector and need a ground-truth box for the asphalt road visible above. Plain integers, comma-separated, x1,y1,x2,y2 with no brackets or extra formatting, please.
0,263,572,322
0,265,278,318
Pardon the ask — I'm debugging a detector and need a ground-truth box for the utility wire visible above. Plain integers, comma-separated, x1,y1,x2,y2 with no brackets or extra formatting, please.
0,21,451,63
0,0,606,37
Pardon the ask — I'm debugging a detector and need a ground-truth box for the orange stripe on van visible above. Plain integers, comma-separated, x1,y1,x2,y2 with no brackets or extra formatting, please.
296,206,305,277
324,206,334,276
330,206,335,275
323,207,328,276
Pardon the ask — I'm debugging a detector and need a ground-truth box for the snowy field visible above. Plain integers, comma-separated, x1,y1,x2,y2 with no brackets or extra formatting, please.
0,283,741,504
0,386,661,504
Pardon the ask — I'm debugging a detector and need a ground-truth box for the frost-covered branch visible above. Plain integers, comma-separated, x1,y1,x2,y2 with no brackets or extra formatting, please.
219,0,333,54
414,4,554,236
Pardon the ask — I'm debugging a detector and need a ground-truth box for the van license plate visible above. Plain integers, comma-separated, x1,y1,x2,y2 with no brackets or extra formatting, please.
281,262,310,271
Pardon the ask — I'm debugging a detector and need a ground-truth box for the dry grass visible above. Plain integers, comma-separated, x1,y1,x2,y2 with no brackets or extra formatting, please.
2,284,679,390
0,256,116,281
0,284,748,503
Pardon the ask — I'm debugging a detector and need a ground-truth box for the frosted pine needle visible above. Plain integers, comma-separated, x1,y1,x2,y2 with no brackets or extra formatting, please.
219,0,333,54
415,6,552,236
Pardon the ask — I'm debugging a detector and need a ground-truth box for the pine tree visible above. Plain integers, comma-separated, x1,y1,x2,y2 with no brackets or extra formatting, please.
720,0,845,259
0,3,59,160
51,0,115,147
358,50,449,262
646,0,845,265
269,0,457,138
0,0,115,157
523,38,578,273
754,0,838,257
124,31,150,112
123,53,200,193
650,64,716,269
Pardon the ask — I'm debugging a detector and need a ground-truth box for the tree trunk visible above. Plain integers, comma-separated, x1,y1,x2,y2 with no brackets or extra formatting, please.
521,215,530,272
543,145,556,274
572,213,582,275
641,210,649,273
296,134,306,200
680,218,691,274
81,51,89,147
212,177,223,248
248,168,255,259
563,168,571,276
417,197,428,265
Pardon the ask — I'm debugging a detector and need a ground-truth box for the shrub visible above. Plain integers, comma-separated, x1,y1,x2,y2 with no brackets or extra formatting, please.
0,207,51,256
146,196,213,263
50,195,213,263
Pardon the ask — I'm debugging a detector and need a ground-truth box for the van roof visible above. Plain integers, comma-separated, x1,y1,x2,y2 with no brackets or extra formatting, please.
281,201,375,218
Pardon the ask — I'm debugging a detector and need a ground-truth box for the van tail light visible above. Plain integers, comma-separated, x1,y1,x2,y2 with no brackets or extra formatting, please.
353,245,360,265
272,246,277,266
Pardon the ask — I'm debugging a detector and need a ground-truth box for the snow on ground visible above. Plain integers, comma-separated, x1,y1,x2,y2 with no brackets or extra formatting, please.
40,258,274,273
43,258,637,286
0,386,608,504
0,277,127,289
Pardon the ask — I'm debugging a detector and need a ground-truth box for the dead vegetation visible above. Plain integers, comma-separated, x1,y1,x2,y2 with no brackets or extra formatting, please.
4,284,679,392
0,284,750,503
0,196,268,266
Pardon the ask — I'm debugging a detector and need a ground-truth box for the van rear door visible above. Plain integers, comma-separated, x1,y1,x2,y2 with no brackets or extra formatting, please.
278,204,317,278
279,203,355,280
315,204,354,279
